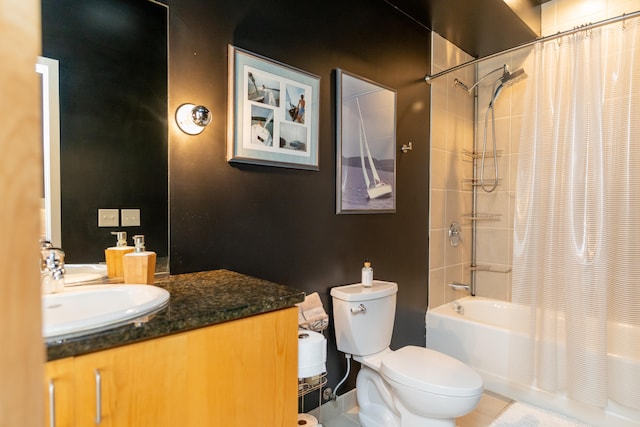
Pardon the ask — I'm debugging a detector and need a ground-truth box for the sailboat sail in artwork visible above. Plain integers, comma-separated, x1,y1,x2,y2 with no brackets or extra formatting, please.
356,98,392,199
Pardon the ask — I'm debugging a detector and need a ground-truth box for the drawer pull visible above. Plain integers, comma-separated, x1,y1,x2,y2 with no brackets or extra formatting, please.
48,379,56,427
95,369,102,425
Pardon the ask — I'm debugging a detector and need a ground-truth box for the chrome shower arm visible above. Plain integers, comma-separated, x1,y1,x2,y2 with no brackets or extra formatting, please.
467,65,508,93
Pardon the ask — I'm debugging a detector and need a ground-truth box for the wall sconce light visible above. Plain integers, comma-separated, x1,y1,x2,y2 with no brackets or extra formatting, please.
175,103,211,135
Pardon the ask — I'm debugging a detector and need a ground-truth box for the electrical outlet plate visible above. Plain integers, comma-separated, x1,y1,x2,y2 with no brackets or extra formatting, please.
121,209,140,227
98,209,119,227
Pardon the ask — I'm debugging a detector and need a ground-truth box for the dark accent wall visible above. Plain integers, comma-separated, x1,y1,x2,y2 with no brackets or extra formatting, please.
42,0,168,263
168,0,430,398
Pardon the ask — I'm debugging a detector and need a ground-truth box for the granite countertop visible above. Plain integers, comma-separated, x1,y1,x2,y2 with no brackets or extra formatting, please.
46,269,305,361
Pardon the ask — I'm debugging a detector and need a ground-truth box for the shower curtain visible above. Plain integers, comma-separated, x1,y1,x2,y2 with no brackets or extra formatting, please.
512,17,640,410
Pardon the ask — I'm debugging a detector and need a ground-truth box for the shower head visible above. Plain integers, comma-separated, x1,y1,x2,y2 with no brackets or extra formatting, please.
500,68,527,88
467,64,527,94
489,67,527,108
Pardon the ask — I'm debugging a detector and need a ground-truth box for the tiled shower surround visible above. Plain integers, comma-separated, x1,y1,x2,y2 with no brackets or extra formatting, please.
428,32,523,306
428,0,640,307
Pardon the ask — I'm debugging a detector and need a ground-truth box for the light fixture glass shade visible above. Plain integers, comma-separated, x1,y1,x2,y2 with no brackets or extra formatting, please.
176,103,210,135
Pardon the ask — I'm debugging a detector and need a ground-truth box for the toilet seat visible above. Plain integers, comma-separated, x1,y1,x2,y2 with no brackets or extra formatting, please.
380,346,483,398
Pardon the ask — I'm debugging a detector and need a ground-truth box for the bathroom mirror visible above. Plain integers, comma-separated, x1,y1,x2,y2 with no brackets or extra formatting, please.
41,0,169,270
36,56,61,248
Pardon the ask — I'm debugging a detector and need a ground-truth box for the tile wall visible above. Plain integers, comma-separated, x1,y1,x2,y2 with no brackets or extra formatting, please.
542,0,640,36
472,49,530,301
428,33,474,308
428,33,529,305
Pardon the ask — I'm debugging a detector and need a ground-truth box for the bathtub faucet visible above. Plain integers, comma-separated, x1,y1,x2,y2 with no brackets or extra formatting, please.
452,302,464,315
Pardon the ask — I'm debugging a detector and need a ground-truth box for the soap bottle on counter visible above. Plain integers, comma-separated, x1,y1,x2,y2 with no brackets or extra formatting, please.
123,235,156,284
361,259,373,287
105,231,134,279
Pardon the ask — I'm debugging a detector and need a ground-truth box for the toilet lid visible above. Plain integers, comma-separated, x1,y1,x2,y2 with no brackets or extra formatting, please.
380,346,483,397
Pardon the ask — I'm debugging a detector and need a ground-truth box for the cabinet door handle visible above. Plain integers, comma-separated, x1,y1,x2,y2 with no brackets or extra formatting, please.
48,379,56,427
94,369,102,425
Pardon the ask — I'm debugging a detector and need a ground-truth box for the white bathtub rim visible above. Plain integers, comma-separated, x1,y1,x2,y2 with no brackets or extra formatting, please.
426,296,640,427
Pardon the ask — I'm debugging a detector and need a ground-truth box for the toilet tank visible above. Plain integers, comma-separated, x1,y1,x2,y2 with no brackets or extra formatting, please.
330,281,397,356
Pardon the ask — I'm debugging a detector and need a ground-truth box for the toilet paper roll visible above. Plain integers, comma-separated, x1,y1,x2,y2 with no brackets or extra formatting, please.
298,329,327,379
297,413,318,426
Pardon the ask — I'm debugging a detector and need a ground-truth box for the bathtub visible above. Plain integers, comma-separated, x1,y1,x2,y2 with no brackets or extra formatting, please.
426,296,640,427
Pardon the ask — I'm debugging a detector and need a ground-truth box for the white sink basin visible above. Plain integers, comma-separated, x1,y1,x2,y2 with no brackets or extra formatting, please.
64,264,108,285
43,284,170,342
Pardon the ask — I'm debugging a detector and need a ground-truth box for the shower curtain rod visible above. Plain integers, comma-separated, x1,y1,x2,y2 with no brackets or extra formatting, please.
424,10,640,84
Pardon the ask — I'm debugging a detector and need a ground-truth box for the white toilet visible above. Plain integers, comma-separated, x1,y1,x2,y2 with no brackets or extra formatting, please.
331,280,483,427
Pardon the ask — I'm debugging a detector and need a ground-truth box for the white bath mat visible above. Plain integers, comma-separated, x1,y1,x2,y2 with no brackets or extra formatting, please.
489,402,592,427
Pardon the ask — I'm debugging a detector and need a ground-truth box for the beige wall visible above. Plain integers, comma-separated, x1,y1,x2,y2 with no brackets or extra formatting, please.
428,33,474,308
472,50,529,301
542,0,640,35
428,34,528,306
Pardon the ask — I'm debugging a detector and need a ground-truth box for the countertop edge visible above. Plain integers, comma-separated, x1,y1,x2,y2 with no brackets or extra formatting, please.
46,270,305,361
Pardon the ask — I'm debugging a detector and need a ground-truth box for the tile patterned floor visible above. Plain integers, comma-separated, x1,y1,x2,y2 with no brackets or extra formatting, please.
313,391,513,427
456,392,512,427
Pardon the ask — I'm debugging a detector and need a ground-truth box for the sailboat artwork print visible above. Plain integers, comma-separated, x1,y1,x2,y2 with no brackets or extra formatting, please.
227,45,320,170
336,69,396,214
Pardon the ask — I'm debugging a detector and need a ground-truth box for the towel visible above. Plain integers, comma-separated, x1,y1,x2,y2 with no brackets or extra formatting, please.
296,292,329,332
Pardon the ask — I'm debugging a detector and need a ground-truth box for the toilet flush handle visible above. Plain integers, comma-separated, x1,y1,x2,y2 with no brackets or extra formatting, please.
350,304,366,314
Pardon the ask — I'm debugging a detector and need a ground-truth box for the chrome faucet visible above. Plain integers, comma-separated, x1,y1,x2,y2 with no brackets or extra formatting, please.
452,301,464,315
40,240,65,294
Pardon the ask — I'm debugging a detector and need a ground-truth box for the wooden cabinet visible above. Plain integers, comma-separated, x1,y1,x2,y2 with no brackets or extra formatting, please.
44,307,298,427
44,357,75,427
74,332,188,427
184,305,298,425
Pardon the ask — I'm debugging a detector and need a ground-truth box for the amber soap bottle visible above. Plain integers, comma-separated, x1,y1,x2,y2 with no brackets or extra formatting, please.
105,231,134,279
123,235,156,284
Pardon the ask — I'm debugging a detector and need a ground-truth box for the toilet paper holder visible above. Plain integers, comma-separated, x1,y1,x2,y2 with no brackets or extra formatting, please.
298,371,328,398
298,329,327,399
298,371,327,423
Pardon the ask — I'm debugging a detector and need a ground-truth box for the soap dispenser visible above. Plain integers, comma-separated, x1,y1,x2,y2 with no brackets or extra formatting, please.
105,231,134,279
123,235,156,284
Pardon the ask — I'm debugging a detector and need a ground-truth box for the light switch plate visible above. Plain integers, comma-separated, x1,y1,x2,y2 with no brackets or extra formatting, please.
98,209,119,227
121,209,140,227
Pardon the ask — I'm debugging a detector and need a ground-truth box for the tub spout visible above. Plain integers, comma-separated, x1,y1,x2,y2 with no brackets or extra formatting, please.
452,302,464,315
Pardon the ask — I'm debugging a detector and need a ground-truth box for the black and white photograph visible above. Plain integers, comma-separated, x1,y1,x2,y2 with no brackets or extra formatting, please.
250,105,274,146
247,71,280,107
336,69,396,213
